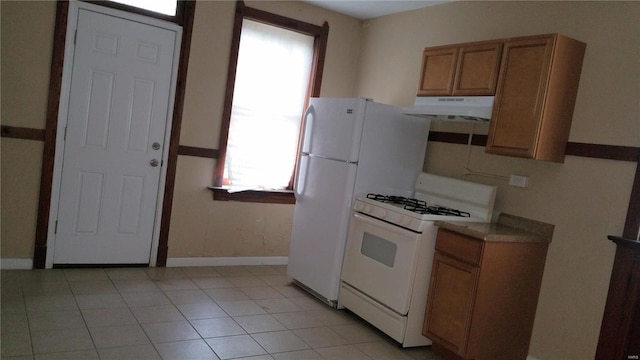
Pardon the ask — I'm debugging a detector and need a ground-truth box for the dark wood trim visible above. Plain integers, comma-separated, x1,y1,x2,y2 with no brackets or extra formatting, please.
1,125,46,141
209,187,296,205
213,0,244,187
428,131,640,162
82,0,183,25
309,21,329,98
177,145,219,159
565,142,640,162
608,236,640,250
596,234,640,359
34,1,69,269
623,154,640,239
428,131,488,146
595,151,640,358
156,0,196,267
243,5,324,35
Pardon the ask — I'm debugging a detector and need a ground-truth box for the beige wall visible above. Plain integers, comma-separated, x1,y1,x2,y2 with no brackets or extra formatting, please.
168,1,363,258
2,1,639,359
355,1,639,359
0,0,362,260
1,1,56,258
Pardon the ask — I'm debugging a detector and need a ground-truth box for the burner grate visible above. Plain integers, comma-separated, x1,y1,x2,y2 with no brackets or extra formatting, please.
407,205,471,217
366,193,470,217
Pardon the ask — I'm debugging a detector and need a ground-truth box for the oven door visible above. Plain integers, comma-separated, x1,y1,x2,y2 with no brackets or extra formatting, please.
341,212,423,315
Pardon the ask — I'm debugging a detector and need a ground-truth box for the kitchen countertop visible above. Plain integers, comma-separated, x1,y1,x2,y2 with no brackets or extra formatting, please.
435,213,554,243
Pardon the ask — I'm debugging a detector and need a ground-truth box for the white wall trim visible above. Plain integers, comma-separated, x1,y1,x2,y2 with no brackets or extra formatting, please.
1,258,34,270
166,256,288,267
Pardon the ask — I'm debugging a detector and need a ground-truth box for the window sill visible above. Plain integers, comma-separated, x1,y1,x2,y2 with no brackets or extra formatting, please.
208,186,296,204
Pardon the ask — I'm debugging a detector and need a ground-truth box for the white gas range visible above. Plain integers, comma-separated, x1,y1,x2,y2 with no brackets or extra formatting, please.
339,173,497,347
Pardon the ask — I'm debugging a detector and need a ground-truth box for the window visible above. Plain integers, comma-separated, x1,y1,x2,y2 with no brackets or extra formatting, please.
213,2,329,203
225,19,314,189
108,0,177,16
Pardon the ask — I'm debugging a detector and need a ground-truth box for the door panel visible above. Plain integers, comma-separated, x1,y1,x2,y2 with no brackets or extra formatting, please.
75,172,104,234
85,70,114,148
423,253,479,354
127,79,155,152
54,7,178,264
117,175,145,234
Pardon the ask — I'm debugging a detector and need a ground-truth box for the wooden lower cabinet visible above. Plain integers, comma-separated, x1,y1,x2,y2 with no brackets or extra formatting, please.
425,253,479,354
423,228,549,360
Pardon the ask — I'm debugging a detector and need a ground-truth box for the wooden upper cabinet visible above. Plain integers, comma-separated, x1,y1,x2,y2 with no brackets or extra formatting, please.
486,34,586,162
418,47,459,96
454,42,503,95
418,41,502,96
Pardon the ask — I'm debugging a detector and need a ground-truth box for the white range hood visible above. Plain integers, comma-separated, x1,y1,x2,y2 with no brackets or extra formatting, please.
403,96,494,122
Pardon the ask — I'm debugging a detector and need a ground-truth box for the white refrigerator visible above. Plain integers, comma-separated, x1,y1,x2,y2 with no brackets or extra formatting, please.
287,98,431,306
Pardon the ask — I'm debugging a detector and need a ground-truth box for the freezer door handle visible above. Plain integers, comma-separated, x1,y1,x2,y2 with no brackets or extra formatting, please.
294,154,309,198
306,153,358,165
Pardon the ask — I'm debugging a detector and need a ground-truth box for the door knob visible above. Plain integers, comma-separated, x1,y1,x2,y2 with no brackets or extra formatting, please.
150,159,159,167
152,142,161,150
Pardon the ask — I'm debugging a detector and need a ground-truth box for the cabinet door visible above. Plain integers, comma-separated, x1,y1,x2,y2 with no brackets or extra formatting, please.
423,252,479,356
453,42,502,95
486,36,554,158
418,47,459,96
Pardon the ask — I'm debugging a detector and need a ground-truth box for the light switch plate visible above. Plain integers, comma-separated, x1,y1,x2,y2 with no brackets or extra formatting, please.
509,175,529,188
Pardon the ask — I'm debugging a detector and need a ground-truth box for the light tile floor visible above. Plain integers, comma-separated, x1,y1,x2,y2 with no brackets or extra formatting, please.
1,265,443,360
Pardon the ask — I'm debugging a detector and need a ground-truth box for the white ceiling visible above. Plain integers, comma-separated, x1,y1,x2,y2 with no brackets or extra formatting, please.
302,0,451,20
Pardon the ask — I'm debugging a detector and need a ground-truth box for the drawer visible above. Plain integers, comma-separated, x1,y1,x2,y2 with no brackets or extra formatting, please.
436,229,483,265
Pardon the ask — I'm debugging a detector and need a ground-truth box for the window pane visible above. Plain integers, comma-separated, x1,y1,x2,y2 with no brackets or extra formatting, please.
108,0,177,16
224,19,314,189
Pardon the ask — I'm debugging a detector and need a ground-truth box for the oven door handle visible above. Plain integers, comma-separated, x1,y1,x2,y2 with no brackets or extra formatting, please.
352,212,421,237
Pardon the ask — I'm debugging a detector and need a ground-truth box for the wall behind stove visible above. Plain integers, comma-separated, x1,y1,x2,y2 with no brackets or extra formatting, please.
354,2,639,359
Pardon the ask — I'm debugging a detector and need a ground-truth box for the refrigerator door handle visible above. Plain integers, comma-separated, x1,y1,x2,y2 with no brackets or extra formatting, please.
294,154,309,198
300,104,314,154
308,153,358,165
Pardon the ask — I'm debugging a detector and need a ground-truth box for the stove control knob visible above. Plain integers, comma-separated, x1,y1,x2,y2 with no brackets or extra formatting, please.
363,204,372,213
354,202,364,212
401,217,412,227
376,209,387,219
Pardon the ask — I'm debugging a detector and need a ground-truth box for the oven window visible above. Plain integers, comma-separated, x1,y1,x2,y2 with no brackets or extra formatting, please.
361,232,397,268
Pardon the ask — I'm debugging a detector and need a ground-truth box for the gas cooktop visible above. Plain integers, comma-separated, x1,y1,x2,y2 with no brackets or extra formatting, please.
365,194,471,217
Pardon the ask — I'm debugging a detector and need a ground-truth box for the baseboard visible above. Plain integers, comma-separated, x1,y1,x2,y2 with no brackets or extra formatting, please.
166,256,288,267
1,258,33,270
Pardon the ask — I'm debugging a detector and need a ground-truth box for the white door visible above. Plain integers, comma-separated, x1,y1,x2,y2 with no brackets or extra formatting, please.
53,4,180,264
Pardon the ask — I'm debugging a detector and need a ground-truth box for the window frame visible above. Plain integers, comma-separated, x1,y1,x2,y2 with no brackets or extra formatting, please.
211,0,329,204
